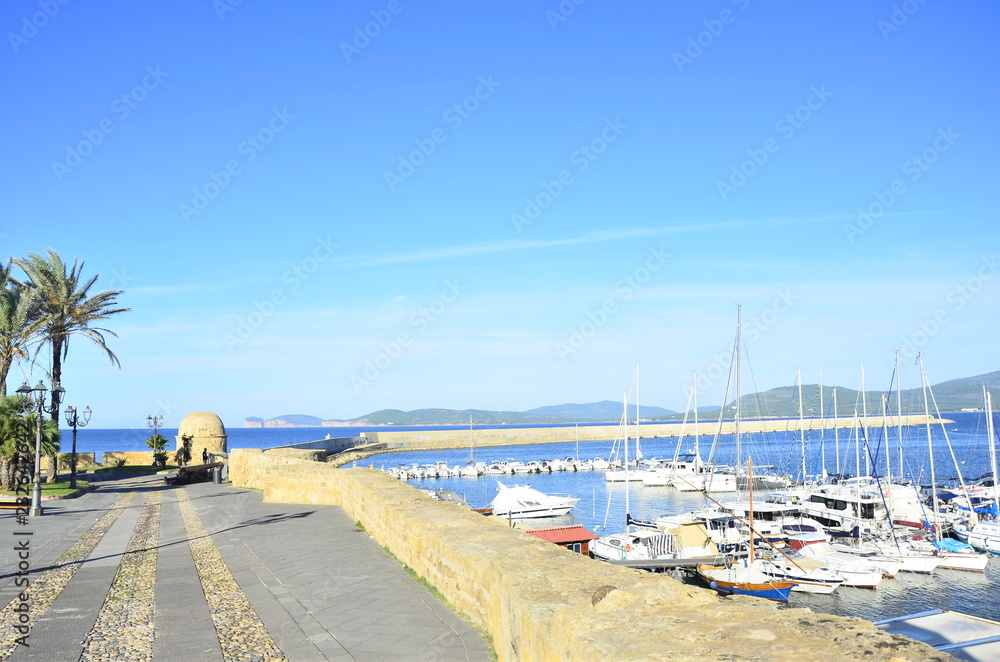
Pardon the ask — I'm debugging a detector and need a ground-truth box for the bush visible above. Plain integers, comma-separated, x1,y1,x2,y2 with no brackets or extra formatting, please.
146,433,169,467
114,458,127,468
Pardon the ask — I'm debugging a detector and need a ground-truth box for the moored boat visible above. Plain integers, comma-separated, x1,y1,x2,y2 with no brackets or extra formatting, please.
489,480,579,519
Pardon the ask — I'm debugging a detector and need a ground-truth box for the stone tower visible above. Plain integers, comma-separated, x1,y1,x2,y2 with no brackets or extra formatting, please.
176,411,227,465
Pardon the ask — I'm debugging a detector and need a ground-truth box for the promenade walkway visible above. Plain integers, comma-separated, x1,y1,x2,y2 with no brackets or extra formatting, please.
0,475,490,661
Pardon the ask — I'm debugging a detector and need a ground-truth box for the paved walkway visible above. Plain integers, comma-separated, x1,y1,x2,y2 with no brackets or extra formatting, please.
0,475,491,661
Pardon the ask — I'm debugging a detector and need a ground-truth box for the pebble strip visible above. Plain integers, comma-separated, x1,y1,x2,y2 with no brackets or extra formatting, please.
0,491,137,661
79,490,162,661
176,490,287,662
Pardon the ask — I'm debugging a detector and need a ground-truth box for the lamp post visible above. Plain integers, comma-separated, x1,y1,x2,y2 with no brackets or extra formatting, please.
147,415,164,466
64,405,92,490
17,381,65,517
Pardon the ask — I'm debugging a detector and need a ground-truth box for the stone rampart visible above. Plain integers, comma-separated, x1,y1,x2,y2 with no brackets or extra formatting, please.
229,451,950,661
101,451,157,466
228,448,326,490
58,453,96,469
362,415,945,451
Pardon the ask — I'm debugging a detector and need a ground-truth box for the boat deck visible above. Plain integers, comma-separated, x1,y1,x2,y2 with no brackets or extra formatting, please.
875,609,1000,661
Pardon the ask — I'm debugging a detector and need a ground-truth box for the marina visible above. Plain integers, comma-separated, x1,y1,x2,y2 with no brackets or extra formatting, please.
361,408,1000,624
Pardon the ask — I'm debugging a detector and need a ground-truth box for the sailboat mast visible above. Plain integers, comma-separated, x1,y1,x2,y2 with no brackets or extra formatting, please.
798,368,806,484
917,354,940,535
819,370,825,477
986,388,998,519
735,304,742,477
881,395,891,483
895,348,904,481
861,363,870,478
623,391,630,529
748,457,755,559
693,372,699,461
833,388,840,476
635,362,641,464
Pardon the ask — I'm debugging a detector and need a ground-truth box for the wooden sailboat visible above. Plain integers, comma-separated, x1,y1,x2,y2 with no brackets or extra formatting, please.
697,459,796,601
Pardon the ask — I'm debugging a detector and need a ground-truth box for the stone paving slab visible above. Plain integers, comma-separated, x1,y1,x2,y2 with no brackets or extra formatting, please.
185,481,491,661
153,488,224,662
0,475,491,661
8,491,147,662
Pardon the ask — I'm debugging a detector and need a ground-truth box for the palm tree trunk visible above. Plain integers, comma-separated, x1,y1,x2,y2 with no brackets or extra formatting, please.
0,355,10,397
0,457,15,492
46,339,63,483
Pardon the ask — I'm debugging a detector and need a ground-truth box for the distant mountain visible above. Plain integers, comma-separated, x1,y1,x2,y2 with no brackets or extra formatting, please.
245,370,998,426
527,400,676,421
354,408,561,425
680,370,1000,419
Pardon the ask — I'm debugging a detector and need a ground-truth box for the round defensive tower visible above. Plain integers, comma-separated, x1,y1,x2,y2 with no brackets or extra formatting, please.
176,411,228,465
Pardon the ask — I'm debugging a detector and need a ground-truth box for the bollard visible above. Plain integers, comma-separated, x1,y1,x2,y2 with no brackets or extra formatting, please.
212,467,221,484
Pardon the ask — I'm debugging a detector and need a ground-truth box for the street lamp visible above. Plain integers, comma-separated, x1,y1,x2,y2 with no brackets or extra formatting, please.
17,380,65,517
147,415,164,466
64,405,92,490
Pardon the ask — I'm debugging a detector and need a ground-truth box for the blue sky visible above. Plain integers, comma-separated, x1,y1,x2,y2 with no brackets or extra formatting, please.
2,1,997,428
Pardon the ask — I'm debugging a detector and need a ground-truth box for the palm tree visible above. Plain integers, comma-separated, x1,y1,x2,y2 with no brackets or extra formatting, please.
14,250,130,481
0,395,60,491
0,260,43,396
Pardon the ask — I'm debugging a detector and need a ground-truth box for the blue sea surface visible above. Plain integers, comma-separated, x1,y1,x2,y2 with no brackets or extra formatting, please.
72,412,1000,624
358,411,1000,625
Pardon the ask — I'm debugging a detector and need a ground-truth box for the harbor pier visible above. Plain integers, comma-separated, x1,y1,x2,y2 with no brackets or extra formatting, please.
228,447,954,661
359,414,950,452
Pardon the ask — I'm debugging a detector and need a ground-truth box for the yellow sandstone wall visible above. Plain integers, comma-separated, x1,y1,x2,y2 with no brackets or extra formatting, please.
229,452,949,662
58,453,97,468
102,451,157,466
228,448,326,490
362,415,944,451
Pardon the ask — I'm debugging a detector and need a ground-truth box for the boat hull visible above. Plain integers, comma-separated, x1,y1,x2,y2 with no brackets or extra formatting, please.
697,564,794,602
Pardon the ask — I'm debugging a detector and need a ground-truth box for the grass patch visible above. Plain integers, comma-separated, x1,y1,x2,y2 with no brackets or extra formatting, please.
1,480,91,497
381,545,497,661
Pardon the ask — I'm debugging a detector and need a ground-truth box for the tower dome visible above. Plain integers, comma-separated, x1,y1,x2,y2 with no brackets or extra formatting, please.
175,411,228,464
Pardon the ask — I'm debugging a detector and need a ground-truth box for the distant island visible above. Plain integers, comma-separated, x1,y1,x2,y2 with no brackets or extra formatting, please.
243,402,674,428
245,369,999,427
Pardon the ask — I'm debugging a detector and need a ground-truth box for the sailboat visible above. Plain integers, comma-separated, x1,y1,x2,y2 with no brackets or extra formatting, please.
592,370,680,563
460,416,483,477
697,460,796,601
956,388,1000,554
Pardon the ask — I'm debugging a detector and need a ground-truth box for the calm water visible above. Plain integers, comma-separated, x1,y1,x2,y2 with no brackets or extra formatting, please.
360,411,1000,624
74,413,1000,623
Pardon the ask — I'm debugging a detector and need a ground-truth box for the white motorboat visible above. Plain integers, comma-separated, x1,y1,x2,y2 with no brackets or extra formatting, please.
489,480,579,519
787,533,885,588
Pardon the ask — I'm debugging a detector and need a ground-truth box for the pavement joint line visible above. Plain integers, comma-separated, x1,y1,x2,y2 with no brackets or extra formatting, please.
79,490,162,661
0,491,137,661
175,489,288,662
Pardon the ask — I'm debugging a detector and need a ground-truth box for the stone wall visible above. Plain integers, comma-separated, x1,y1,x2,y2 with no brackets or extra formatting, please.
228,448,326,490
361,415,944,451
57,453,97,469
101,451,157,466
229,452,949,662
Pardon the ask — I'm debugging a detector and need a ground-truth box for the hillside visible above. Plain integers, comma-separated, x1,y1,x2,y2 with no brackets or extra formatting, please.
527,400,676,421
354,408,562,426
244,370,999,426
673,369,1000,419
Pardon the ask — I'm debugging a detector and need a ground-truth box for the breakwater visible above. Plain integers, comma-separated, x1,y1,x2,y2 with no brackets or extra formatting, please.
360,414,948,452
228,448,950,661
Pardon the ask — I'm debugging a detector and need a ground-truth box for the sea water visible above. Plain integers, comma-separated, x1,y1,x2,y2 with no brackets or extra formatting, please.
360,411,1000,624
73,412,1000,623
